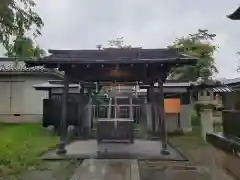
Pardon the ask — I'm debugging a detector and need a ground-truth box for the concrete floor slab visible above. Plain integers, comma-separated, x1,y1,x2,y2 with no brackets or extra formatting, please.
71,159,139,180
42,140,187,161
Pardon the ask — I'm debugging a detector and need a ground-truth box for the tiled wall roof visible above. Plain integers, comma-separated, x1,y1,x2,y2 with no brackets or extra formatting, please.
0,63,46,72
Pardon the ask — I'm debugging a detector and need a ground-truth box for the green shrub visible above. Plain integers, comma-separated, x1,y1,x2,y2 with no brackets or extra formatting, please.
191,110,200,126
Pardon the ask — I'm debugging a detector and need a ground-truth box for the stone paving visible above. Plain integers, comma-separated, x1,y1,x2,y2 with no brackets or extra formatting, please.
42,140,186,161
16,141,236,180
71,159,140,180
17,158,236,180
19,160,81,180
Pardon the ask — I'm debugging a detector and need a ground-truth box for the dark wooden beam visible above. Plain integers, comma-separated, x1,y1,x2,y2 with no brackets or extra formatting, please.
157,79,170,155
56,75,69,154
149,83,155,134
49,89,52,99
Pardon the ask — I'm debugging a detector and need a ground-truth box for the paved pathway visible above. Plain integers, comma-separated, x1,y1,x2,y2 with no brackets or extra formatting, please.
18,158,236,180
71,159,140,180
42,140,184,161
18,154,236,180
19,160,81,180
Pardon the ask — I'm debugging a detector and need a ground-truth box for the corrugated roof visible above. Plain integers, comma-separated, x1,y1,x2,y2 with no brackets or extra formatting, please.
212,87,233,92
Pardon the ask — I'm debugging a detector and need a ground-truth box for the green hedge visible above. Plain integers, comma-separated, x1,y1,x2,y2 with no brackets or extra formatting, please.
191,109,200,126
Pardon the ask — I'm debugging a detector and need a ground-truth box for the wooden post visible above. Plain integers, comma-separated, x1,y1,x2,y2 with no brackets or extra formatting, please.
86,88,92,137
79,82,85,135
157,79,170,155
80,83,84,94
56,75,69,154
146,87,153,133
149,84,155,134
130,97,134,120
107,98,112,118
147,87,150,103
49,89,52,99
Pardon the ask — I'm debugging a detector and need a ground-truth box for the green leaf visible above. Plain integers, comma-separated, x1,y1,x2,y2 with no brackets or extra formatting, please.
0,0,43,51
168,29,218,81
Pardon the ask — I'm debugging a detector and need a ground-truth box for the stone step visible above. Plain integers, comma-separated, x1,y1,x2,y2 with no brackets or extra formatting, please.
71,159,140,180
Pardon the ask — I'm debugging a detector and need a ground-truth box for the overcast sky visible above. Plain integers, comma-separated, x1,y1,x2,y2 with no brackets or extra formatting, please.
35,0,240,79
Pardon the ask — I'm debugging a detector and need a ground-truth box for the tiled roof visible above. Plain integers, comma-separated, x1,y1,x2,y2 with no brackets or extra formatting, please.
0,63,46,72
228,6,240,20
27,48,197,64
217,77,240,85
0,59,64,77
212,87,233,92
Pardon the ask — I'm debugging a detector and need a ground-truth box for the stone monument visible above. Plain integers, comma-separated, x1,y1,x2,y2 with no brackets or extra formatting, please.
195,68,220,142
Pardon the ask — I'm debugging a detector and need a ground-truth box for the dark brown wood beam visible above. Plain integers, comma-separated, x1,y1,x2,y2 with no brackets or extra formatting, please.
56,75,69,154
157,79,170,155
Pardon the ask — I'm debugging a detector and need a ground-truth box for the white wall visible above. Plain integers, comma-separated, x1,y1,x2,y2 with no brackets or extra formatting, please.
23,78,49,114
0,81,10,113
0,74,60,123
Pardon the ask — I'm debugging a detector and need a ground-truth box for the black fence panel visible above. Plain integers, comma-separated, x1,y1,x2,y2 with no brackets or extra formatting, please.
43,99,61,128
43,99,82,131
97,120,134,143
222,110,240,137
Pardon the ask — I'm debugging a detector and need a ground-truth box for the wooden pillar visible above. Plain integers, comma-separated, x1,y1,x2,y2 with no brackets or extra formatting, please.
87,88,93,136
49,89,52,99
107,98,112,118
79,83,84,135
130,97,134,120
146,87,153,132
56,75,69,154
147,87,150,102
157,79,170,155
80,83,84,94
149,84,155,134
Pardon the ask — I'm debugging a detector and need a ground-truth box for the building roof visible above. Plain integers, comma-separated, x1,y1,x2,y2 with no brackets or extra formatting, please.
228,6,240,20
26,48,197,65
139,81,192,89
0,57,45,73
33,82,80,90
218,77,240,85
25,48,198,83
0,62,46,72
212,87,233,93
0,58,64,77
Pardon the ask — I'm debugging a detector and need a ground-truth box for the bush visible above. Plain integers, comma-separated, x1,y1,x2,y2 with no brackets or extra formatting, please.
191,110,200,126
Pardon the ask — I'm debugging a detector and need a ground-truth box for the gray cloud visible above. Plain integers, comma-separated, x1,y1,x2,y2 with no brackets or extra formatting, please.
35,0,240,78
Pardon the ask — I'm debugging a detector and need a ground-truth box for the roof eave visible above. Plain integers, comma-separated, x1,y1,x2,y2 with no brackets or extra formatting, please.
227,6,240,20
0,71,62,77
25,57,197,67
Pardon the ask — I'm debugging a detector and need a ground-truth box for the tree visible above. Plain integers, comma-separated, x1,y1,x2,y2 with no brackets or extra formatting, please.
6,36,45,58
0,0,43,50
97,37,131,49
168,29,218,81
108,37,131,48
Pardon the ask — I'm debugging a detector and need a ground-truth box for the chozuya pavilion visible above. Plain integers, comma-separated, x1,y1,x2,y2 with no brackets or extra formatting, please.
26,48,197,157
